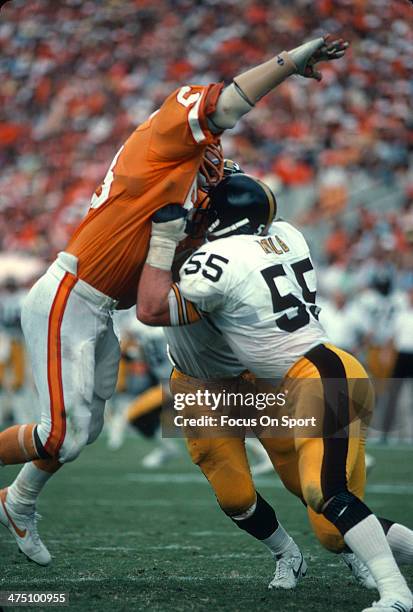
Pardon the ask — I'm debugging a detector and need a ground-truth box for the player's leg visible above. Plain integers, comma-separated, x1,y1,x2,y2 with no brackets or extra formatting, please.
299,344,412,612
303,434,376,590
256,435,308,588
0,272,81,563
186,433,306,588
381,351,410,443
294,420,413,589
0,272,77,466
1,266,120,564
170,367,305,589
0,458,61,566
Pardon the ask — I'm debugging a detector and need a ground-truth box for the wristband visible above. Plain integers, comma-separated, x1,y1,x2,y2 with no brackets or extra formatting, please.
145,236,178,271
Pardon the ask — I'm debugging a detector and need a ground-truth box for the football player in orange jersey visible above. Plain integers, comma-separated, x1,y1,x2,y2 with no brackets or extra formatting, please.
0,35,348,565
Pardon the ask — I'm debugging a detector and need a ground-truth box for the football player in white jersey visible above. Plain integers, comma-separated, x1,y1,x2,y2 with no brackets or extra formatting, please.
137,174,413,612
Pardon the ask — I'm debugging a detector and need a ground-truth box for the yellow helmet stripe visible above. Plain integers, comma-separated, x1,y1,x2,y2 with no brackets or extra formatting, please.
250,176,276,234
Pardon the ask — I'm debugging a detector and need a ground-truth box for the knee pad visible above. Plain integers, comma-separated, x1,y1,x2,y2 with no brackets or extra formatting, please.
189,443,255,515
209,462,255,516
36,420,87,463
218,480,256,517
323,490,371,536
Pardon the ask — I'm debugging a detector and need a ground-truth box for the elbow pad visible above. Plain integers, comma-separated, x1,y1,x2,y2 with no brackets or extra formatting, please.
208,83,253,131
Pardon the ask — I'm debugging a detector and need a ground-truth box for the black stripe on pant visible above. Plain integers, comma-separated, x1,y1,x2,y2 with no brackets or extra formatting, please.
305,344,350,501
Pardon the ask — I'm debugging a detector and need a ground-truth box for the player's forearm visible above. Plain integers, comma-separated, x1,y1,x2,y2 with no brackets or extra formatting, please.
137,265,202,327
209,36,349,131
137,265,172,326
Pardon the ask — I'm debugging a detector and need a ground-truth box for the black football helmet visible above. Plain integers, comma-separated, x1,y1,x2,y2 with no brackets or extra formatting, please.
206,173,276,239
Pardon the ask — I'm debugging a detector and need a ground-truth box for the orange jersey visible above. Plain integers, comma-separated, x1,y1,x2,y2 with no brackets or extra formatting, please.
66,83,223,308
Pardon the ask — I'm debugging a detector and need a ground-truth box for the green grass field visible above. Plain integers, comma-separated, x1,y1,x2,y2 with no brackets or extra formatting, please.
1,437,412,612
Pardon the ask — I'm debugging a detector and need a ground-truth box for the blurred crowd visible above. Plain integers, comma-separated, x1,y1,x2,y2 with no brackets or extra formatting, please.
1,0,412,261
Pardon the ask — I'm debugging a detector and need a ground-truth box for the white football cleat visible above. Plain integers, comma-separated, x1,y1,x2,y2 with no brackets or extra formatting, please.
342,552,376,589
362,596,413,612
268,544,307,590
0,488,51,566
141,441,179,469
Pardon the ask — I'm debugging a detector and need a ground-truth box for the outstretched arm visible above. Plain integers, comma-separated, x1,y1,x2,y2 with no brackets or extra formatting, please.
209,35,349,131
137,205,201,326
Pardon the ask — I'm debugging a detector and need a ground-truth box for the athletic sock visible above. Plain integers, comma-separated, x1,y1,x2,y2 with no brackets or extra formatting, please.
261,523,295,557
7,459,61,514
231,492,296,556
344,514,410,599
386,523,413,565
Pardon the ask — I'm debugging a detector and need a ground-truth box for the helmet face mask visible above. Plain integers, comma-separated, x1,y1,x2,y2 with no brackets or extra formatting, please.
189,156,245,239
198,143,224,193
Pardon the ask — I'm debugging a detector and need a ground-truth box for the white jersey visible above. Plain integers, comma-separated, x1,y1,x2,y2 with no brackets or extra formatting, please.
353,289,407,345
178,221,328,378
318,298,359,352
165,318,245,380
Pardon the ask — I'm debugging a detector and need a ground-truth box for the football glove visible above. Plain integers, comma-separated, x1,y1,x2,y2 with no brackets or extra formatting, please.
289,34,349,81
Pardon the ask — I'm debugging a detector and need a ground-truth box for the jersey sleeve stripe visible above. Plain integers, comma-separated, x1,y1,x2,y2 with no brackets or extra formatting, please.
186,300,201,323
169,283,202,325
168,285,181,326
171,283,185,325
188,92,207,144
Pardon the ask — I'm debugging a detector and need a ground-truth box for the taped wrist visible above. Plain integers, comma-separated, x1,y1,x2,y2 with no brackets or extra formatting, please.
168,283,202,326
146,236,178,271
231,492,279,540
323,490,372,536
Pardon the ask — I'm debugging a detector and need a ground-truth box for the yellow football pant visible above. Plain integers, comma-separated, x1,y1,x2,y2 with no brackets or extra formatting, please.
0,339,25,391
170,343,373,553
127,384,163,422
